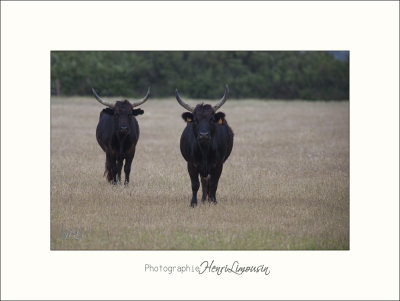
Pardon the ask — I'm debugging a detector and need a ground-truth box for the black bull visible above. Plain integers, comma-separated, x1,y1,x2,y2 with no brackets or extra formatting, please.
176,85,234,207
92,87,150,184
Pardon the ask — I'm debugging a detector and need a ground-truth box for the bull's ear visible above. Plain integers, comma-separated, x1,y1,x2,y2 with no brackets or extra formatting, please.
214,112,225,124
182,112,193,122
132,108,144,116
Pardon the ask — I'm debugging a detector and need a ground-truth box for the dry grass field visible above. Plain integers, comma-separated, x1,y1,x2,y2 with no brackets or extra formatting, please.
51,96,349,250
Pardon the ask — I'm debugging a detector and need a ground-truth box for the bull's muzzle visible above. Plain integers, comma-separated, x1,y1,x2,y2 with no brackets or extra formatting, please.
119,126,129,134
198,131,210,143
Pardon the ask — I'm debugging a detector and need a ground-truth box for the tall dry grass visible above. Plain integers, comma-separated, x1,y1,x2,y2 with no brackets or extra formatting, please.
51,97,349,250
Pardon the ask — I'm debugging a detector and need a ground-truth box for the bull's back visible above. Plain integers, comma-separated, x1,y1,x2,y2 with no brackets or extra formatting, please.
215,122,234,163
96,111,114,152
180,125,195,162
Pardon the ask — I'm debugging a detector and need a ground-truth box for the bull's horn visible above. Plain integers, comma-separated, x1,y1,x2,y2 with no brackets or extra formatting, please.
175,88,194,112
92,88,115,108
213,84,229,111
130,87,151,108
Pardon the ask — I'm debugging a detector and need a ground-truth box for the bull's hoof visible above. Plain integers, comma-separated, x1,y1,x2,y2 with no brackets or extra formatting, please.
201,193,209,203
208,196,217,204
190,201,197,208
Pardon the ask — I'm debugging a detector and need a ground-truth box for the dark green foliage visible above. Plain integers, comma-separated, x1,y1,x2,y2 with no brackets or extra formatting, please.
51,51,349,100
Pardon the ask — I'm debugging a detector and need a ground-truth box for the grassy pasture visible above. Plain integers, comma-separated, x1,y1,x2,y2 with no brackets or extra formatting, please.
51,97,349,250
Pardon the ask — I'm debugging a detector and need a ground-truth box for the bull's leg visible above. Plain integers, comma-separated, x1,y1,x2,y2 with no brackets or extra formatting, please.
188,163,199,207
208,164,223,203
124,151,135,185
201,176,209,202
116,159,123,183
106,153,118,184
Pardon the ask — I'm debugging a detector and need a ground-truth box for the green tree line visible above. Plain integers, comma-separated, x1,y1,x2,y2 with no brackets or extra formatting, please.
51,51,349,100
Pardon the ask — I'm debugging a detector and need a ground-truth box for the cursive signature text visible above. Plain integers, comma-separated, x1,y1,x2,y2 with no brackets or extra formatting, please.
198,260,270,275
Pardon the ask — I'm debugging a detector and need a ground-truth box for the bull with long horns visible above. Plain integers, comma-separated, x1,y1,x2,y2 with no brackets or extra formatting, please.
176,84,234,207
92,87,150,185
